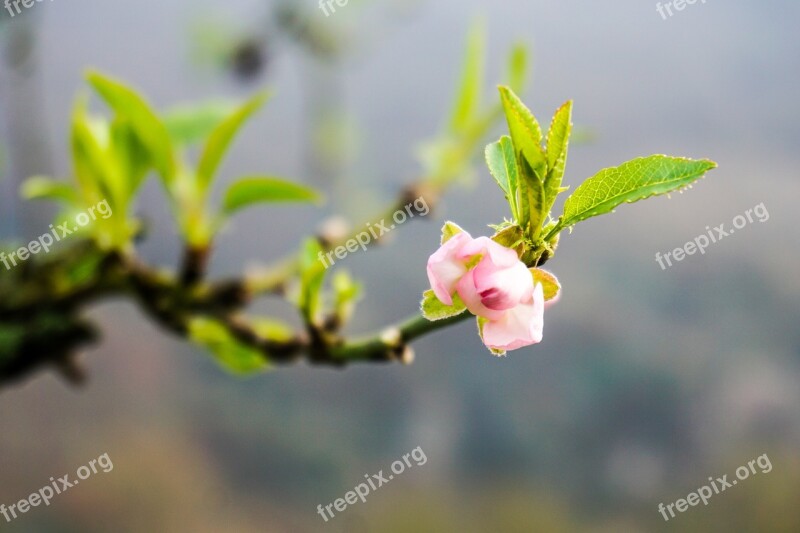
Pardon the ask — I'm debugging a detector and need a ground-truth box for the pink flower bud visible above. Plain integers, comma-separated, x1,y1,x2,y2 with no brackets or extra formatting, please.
426,230,552,352
455,237,533,320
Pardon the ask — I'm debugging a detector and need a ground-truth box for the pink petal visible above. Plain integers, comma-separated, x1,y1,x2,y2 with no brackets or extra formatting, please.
457,236,520,268
481,283,545,351
473,259,533,311
426,231,472,305
456,269,505,320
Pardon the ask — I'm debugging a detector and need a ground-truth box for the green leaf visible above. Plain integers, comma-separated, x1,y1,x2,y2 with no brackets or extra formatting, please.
298,238,327,325
64,252,106,286
497,87,547,236
517,155,546,240
20,176,80,205
250,318,295,343
197,91,270,191
449,21,485,134
497,86,546,179
70,102,118,206
164,100,238,145
332,270,361,325
543,101,573,215
440,220,466,245
421,290,467,321
505,43,528,94
485,136,519,220
455,44,529,144
222,176,321,215
554,155,717,235
188,317,268,374
491,224,525,253
109,117,152,199
476,317,506,356
0,324,26,365
529,268,561,302
86,71,175,182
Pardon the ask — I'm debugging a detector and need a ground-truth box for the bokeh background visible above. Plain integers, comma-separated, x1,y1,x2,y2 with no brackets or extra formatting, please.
1,0,799,531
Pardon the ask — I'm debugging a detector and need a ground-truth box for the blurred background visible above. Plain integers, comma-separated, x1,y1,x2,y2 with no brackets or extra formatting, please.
1,0,799,531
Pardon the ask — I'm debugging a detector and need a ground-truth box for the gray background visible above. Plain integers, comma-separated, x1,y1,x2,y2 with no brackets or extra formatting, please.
1,0,798,531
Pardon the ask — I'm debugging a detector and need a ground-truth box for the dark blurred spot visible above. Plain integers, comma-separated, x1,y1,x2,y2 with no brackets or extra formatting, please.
3,22,36,71
230,39,266,81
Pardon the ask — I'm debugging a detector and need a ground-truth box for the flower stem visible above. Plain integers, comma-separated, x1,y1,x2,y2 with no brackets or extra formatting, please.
330,311,472,363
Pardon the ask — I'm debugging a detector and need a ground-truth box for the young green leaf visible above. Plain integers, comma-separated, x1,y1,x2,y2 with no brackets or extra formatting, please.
332,270,362,325
440,220,466,244
250,318,295,343
70,103,119,206
20,176,80,205
421,290,467,321
222,176,321,215
298,238,327,326
517,155,547,240
450,21,485,134
197,91,270,191
163,100,238,145
491,224,525,252
543,101,573,215
498,86,542,145
551,155,717,236
497,86,546,179
530,268,561,302
110,118,152,198
86,71,175,181
485,136,520,219
504,43,528,95
188,317,269,374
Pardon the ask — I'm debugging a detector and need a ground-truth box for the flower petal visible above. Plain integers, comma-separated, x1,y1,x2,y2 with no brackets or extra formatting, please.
426,231,472,305
457,236,520,267
473,259,533,311
456,269,505,320
481,283,545,351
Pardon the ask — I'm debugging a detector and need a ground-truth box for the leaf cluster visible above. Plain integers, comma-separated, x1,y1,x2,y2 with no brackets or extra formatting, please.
485,88,716,266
